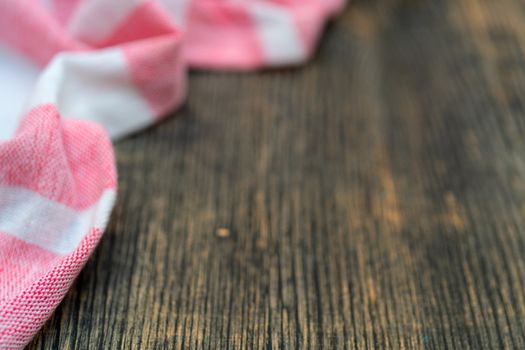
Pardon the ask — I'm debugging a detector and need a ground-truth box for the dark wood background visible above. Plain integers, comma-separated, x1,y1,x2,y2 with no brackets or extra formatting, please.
29,0,525,348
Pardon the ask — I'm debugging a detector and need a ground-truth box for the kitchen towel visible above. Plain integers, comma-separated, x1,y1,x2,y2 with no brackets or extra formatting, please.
0,0,344,347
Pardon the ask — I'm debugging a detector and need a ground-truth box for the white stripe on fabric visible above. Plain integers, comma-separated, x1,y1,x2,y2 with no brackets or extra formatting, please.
28,48,153,139
0,45,41,141
39,0,53,11
249,2,305,65
68,0,142,43
0,187,115,255
158,0,189,25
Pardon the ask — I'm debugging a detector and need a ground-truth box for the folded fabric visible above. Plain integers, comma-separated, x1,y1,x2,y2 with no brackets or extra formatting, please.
0,0,344,347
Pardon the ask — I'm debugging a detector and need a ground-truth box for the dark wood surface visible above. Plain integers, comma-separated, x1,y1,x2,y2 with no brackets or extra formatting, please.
29,0,525,348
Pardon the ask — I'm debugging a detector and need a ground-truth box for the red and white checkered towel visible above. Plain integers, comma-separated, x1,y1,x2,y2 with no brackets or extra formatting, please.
0,0,344,347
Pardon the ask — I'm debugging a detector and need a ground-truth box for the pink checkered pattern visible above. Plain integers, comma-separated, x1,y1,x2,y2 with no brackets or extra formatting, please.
0,0,344,347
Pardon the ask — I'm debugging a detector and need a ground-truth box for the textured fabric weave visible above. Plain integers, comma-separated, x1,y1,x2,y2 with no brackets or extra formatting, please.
0,0,344,347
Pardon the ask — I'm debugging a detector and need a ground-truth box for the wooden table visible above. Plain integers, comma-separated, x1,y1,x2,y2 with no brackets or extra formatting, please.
29,1,525,348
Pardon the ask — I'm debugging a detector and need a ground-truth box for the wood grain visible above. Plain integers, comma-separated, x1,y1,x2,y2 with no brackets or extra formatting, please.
28,0,525,348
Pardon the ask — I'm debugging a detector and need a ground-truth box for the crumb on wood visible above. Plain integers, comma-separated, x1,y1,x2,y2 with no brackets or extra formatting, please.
216,227,230,238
